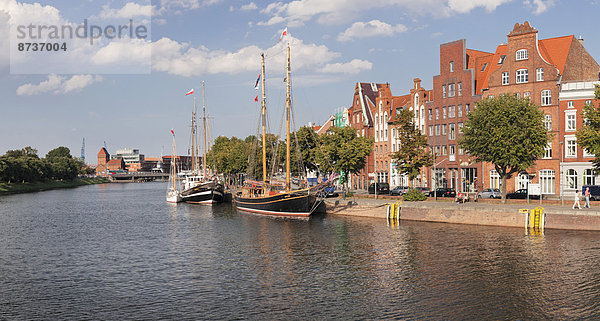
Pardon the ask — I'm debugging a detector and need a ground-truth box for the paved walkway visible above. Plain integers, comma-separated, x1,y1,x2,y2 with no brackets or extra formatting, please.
329,194,600,216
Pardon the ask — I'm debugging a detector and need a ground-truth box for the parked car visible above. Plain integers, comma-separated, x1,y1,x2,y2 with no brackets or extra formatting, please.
429,187,456,197
414,187,430,196
506,189,540,199
368,183,390,194
390,186,409,196
324,186,339,198
582,185,600,201
478,188,501,199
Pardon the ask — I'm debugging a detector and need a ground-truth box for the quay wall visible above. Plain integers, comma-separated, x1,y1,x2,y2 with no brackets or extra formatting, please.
325,200,600,231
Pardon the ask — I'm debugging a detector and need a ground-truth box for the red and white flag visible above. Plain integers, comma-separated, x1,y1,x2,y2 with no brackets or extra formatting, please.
185,89,194,96
279,27,288,42
254,95,259,102
170,128,175,136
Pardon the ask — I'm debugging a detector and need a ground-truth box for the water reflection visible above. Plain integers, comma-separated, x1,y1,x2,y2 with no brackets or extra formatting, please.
1,182,600,319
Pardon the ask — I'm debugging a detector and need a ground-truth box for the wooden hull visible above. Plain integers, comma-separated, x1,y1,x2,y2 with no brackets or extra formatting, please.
181,181,224,204
234,189,320,217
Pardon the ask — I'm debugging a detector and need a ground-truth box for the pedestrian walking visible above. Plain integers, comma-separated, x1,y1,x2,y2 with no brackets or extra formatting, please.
584,187,591,208
573,190,582,210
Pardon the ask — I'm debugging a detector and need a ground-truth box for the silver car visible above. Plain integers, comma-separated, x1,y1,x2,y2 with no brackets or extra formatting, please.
478,188,501,199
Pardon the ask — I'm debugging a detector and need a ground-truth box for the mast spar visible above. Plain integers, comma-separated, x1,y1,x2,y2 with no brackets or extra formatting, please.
202,81,208,179
261,53,267,183
285,42,291,192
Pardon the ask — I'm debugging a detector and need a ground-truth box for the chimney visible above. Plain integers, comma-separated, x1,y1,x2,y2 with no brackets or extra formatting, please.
578,35,584,46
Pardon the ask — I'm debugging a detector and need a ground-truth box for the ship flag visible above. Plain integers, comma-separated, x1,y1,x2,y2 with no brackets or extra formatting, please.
185,89,194,96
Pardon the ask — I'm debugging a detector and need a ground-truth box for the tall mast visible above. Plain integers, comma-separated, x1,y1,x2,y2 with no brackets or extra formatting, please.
261,53,267,183
285,42,291,192
191,96,198,173
202,81,208,179
171,133,177,190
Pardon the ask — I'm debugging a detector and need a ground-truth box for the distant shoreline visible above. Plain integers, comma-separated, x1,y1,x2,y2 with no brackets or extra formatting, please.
0,177,110,196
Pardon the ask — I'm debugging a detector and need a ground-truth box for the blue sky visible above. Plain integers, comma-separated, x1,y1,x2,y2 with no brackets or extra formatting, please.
1,0,599,162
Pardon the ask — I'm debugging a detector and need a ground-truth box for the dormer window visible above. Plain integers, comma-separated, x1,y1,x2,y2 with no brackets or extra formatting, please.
481,63,488,71
516,49,528,61
498,55,506,64
371,83,378,91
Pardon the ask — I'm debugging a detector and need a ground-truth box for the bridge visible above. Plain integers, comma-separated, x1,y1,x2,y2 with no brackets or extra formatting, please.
109,172,169,182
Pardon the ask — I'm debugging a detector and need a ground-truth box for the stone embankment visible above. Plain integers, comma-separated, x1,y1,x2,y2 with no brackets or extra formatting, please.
325,197,600,231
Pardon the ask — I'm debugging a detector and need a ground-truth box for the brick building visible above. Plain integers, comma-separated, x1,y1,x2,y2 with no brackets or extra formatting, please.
95,147,109,177
427,39,489,192
481,22,599,197
558,81,600,198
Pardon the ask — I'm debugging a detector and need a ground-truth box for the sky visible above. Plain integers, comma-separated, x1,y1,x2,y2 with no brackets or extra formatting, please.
1,0,599,163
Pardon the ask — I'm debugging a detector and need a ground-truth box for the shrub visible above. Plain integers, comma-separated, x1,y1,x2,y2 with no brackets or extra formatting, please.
402,188,427,201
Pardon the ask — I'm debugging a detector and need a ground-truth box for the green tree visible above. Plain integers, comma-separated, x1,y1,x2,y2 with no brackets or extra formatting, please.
46,146,72,159
321,126,373,196
576,85,600,171
459,94,551,202
390,108,433,184
292,126,324,173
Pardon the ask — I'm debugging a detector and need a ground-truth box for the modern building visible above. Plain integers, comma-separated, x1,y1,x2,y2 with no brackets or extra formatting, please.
113,148,145,172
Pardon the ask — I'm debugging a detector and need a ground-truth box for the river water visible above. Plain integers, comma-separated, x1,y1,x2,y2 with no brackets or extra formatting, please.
1,182,600,320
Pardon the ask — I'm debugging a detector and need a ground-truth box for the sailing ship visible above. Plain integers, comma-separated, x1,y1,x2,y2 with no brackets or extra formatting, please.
233,43,328,217
180,82,225,204
166,129,182,203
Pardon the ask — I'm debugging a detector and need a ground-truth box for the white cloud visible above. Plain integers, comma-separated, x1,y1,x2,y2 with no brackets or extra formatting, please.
151,35,344,77
16,74,103,96
337,20,407,42
523,0,554,14
259,0,521,26
241,2,258,10
99,2,154,19
320,59,372,74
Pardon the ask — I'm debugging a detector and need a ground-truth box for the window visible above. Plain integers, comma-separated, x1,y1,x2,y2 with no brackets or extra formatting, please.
524,91,530,98
428,109,432,121
481,63,488,71
516,173,530,190
586,100,593,106
435,125,440,136
543,143,552,159
566,137,577,157
435,108,439,120
584,148,595,158
498,55,506,65
502,72,509,85
566,112,576,131
490,170,500,189
515,92,520,99
536,68,544,81
443,107,447,119
541,90,551,106
584,169,596,186
442,145,447,155
449,145,456,161
448,105,455,118
458,122,463,133
449,123,456,140
458,82,462,96
466,104,470,114
516,69,528,83
448,83,455,97
458,148,464,155
539,170,555,194
435,146,441,156
566,169,578,189
516,49,528,60
442,124,447,135
457,105,462,118
442,85,446,98
450,61,454,72
567,101,574,108
429,125,434,136
544,114,552,131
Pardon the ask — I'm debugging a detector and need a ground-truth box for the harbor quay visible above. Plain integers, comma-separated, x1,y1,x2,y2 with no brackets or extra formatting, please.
325,196,600,231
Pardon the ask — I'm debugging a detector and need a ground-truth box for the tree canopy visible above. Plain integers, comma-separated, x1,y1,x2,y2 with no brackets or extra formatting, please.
0,146,88,183
576,85,600,171
390,108,433,182
459,94,551,201
320,126,373,186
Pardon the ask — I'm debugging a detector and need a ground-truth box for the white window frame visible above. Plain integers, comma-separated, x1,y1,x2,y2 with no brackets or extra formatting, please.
457,105,462,118
536,68,544,81
566,111,576,132
443,107,447,119
541,89,551,106
566,137,577,158
448,83,455,97
516,173,530,190
490,170,500,189
457,82,462,96
442,85,446,98
567,101,574,108
449,123,456,140
448,105,455,118
502,72,509,85
583,169,596,186
429,125,434,136
543,143,552,159
544,114,552,131
539,169,555,194
516,69,528,84
516,49,528,61
566,169,578,190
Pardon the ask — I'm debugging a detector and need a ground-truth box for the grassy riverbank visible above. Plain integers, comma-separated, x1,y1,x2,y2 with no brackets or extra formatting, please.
0,177,110,196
